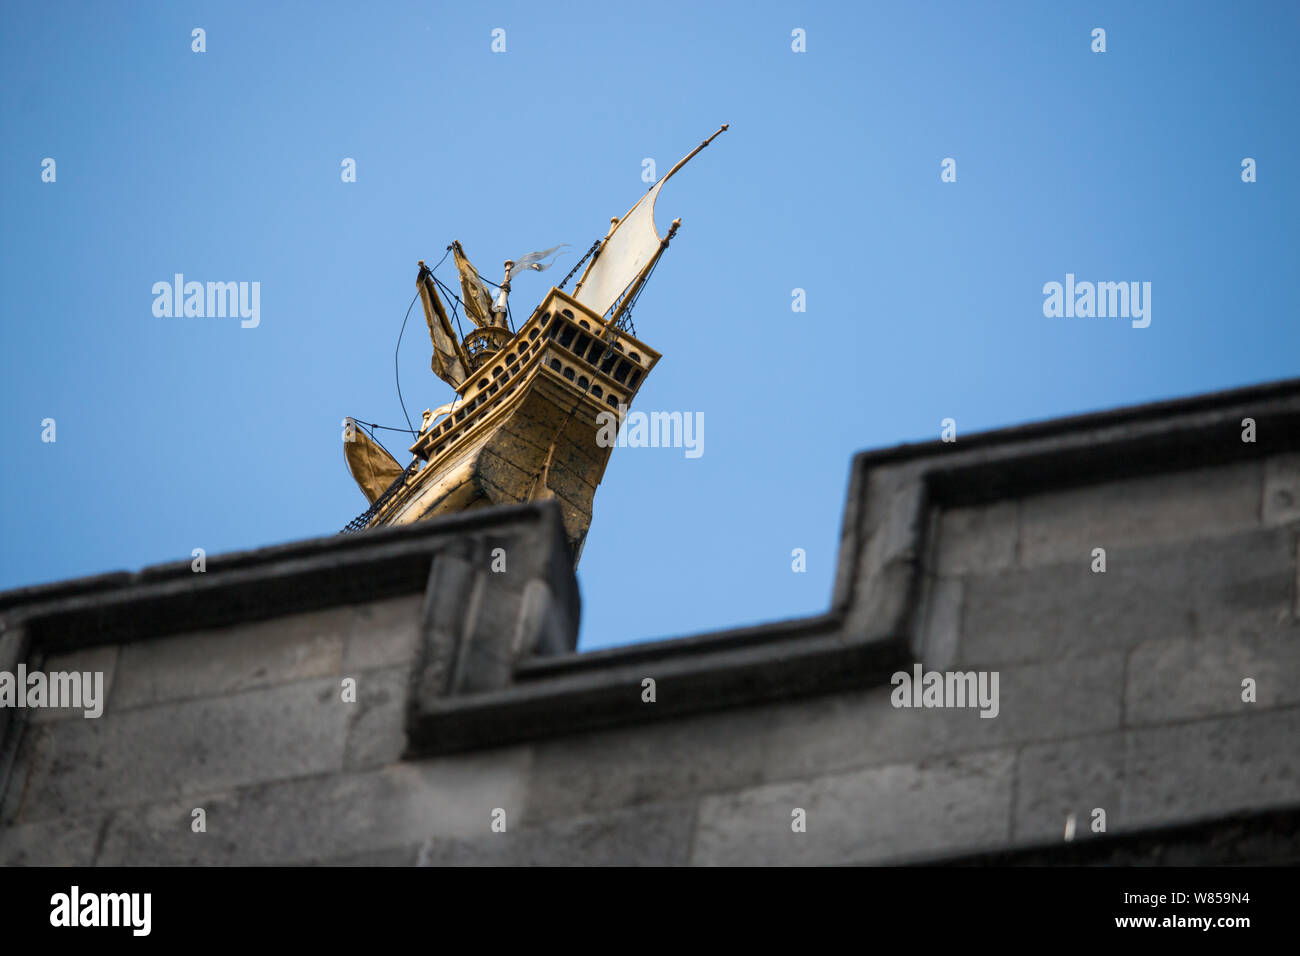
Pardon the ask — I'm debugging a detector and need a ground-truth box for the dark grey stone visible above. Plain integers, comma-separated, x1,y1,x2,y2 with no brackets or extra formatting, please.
342,595,422,671
417,800,695,866
525,706,774,823
111,609,346,711
343,666,410,770
762,651,1123,783
1126,627,1300,725
1017,462,1261,568
0,814,104,866
1013,732,1126,845
1263,453,1300,526
16,677,352,823
1122,707,1300,828
691,750,1015,866
95,747,532,865
961,527,1295,666
936,501,1018,577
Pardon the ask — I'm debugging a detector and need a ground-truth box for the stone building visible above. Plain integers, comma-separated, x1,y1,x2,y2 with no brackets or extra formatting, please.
1,377,1298,865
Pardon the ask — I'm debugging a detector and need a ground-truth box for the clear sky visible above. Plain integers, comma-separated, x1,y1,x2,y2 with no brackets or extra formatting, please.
2,1,1297,650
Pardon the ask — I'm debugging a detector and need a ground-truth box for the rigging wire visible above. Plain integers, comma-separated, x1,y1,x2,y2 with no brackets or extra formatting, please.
558,239,602,290
393,290,420,436
352,418,417,438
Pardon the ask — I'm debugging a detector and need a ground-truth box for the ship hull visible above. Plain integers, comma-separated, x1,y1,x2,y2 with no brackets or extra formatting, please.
367,289,659,563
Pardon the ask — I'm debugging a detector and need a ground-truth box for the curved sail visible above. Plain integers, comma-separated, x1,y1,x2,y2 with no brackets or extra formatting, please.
573,124,728,320
344,420,404,505
573,179,667,320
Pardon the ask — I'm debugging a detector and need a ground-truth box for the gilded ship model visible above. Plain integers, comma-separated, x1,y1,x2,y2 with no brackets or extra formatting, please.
342,125,727,563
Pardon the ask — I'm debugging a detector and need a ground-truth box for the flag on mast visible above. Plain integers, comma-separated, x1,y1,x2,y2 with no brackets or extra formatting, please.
451,240,499,329
417,262,469,388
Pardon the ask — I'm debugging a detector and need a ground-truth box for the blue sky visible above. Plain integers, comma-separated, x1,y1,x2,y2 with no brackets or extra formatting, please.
2,1,1297,650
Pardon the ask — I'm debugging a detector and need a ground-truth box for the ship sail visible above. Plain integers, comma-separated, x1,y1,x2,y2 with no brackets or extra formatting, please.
574,124,728,321
451,240,500,329
343,420,405,505
417,263,469,388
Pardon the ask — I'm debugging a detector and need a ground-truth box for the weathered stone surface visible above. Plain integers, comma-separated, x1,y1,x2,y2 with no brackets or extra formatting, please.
1263,453,1300,526
418,799,695,866
524,706,774,823
0,718,38,825
845,465,927,640
343,595,422,671
303,844,422,866
26,643,118,724
0,814,103,866
762,652,1123,783
343,666,409,770
0,627,26,673
954,805,1300,866
1125,627,1300,726
96,747,532,865
936,502,1018,577
692,750,1014,865
962,528,1295,666
1013,732,1125,844
14,678,352,823
1122,707,1300,828
912,574,963,669
112,608,348,710
1018,462,1261,568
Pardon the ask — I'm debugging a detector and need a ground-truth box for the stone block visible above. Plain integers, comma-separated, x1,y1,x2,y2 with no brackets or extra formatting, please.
96,747,532,865
962,528,1294,666
1018,462,1261,568
0,814,104,866
1125,627,1300,726
524,706,774,823
112,607,348,710
343,666,409,771
29,643,118,723
691,750,1014,865
936,502,1018,577
762,652,1123,783
1013,732,1125,844
1122,708,1300,828
342,595,422,671
417,799,695,866
15,677,352,823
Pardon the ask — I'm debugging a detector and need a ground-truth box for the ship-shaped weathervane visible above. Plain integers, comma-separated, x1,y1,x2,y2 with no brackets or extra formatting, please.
342,124,728,564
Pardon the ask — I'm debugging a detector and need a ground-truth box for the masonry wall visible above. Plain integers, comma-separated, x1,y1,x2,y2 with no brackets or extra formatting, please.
2,380,1298,865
